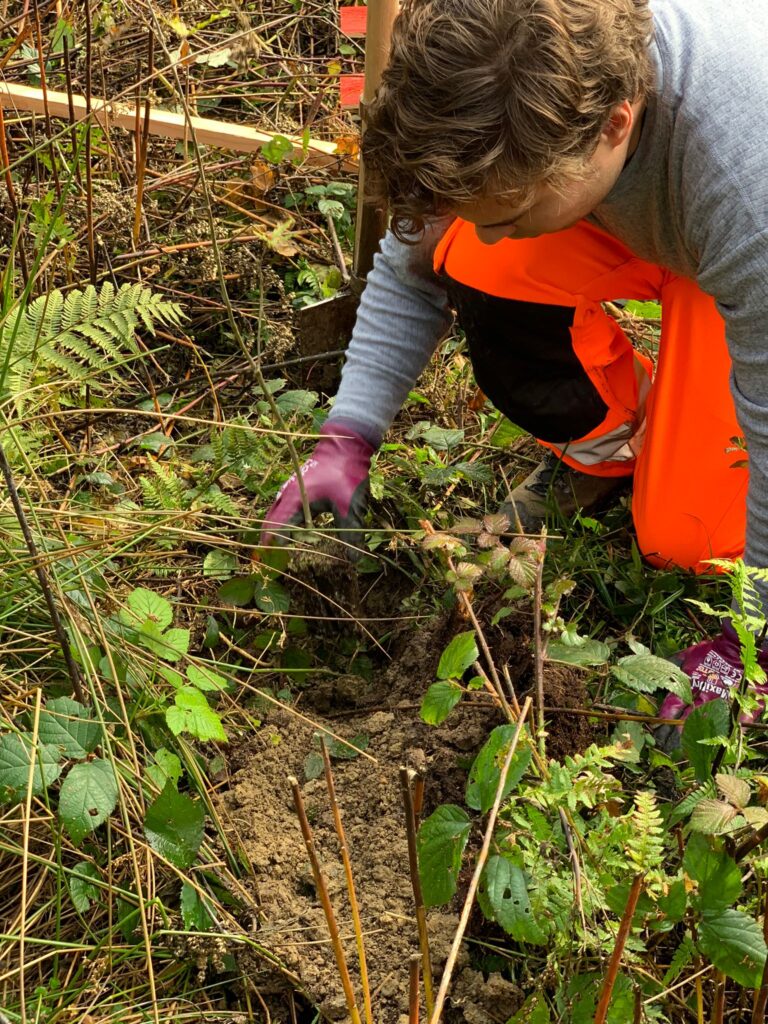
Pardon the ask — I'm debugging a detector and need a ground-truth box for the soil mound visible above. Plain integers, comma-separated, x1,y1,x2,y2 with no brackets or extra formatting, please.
219,586,593,1021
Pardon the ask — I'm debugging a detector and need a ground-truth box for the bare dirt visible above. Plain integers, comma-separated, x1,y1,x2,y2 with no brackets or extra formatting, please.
218,558,598,1022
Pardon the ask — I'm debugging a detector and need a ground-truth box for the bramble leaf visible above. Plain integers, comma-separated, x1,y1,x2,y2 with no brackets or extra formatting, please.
166,688,227,743
420,681,463,726
437,631,478,680
59,760,119,844
477,856,547,944
466,725,532,813
699,909,767,987
417,804,471,907
144,781,205,869
38,697,101,759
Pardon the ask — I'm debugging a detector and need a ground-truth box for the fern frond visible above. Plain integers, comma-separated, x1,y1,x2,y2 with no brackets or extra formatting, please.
627,791,665,878
663,933,696,985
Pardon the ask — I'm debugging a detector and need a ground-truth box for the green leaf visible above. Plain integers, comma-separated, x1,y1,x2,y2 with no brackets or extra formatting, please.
144,781,205,869
611,654,692,703
681,700,730,782
437,631,478,680
417,804,471,907
547,637,611,667
203,549,238,579
146,748,183,791
139,624,190,662
478,856,547,944
38,697,101,759
466,725,532,813
699,909,768,988
69,861,101,913
217,575,256,607
261,134,293,164
507,995,551,1023
689,799,740,835
683,834,742,912
254,580,290,614
120,587,173,630
420,681,463,726
274,389,318,415
407,423,465,450
317,731,369,760
303,751,324,780
491,417,526,448
166,688,227,743
186,664,228,692
623,299,662,319
180,881,213,931
59,760,119,845
0,733,62,803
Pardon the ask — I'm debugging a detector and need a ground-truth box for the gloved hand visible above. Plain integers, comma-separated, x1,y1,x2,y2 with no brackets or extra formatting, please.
655,621,768,752
260,419,375,552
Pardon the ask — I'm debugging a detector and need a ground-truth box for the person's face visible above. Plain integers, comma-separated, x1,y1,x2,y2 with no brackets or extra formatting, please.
454,99,644,245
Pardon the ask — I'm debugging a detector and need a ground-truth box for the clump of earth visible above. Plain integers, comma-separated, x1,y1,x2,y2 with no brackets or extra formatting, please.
218,551,597,1021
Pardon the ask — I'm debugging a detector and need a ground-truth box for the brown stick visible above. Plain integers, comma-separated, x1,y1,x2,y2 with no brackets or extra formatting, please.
594,874,643,1024
320,740,373,1024
711,970,725,1024
428,698,532,1024
409,954,421,1024
400,766,435,1018
289,776,362,1024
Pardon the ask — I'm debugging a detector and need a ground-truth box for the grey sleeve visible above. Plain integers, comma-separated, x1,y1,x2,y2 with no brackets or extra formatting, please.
327,219,454,446
699,230,768,609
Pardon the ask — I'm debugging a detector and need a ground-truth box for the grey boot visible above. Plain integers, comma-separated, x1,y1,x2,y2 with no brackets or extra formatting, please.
500,452,628,533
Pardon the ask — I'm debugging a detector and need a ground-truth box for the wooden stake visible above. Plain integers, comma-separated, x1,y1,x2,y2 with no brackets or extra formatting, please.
0,82,355,169
289,776,362,1024
320,740,374,1024
594,874,643,1024
400,766,435,1019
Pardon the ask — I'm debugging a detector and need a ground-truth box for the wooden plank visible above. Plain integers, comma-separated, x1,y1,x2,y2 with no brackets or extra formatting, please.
340,6,368,36
340,74,365,109
0,81,356,169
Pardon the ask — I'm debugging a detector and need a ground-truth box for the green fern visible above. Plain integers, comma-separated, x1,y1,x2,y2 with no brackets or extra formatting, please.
627,791,665,882
140,460,190,511
0,282,184,411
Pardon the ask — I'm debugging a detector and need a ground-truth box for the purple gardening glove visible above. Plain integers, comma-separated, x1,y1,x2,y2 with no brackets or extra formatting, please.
260,419,375,553
655,621,768,752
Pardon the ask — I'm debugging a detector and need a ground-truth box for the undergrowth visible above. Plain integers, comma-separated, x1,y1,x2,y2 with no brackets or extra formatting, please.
0,2,764,1023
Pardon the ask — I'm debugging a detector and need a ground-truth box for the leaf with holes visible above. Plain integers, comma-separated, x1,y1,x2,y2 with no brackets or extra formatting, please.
59,760,119,845
38,697,102,759
0,733,62,803
144,782,205,869
417,805,471,907
478,856,547,944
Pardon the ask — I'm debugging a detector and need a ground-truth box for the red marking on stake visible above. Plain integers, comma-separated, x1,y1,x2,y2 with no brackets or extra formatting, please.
340,74,365,109
340,6,368,36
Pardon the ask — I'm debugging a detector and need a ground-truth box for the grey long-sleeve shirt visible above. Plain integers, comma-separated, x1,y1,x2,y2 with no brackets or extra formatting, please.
329,0,768,576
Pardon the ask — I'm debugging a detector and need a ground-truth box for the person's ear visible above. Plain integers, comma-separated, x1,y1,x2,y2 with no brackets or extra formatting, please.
601,100,634,149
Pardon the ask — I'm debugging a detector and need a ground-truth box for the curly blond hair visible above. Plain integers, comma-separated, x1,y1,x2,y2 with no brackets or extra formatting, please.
364,0,654,237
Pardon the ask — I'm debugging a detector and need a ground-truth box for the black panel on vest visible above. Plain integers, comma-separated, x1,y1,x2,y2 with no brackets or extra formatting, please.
447,280,608,443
